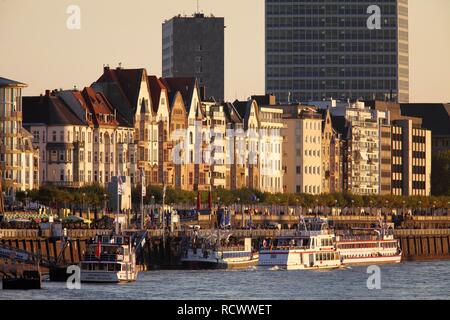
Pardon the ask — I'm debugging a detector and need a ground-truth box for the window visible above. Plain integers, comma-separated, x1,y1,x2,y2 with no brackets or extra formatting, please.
32,131,39,143
52,131,57,142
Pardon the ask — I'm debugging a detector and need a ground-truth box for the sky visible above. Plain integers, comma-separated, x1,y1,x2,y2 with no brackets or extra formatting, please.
0,0,449,102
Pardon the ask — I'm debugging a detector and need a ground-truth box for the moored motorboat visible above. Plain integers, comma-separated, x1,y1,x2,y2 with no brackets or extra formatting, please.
181,233,259,270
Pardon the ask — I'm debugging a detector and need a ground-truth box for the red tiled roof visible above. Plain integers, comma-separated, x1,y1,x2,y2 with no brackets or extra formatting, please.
71,87,119,127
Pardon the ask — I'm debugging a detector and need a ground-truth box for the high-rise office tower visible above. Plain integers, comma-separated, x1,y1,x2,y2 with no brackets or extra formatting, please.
265,0,409,103
162,13,225,102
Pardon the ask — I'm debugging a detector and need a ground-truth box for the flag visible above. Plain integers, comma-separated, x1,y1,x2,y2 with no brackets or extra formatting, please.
95,239,102,259
118,174,123,196
225,209,231,226
141,169,146,197
219,210,225,227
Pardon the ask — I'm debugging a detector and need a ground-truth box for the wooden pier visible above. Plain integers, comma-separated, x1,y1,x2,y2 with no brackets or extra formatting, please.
1,217,450,270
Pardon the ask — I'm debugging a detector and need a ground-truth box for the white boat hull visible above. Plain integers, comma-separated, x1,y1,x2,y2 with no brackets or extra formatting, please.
258,250,341,270
341,254,402,266
80,271,138,283
181,249,259,270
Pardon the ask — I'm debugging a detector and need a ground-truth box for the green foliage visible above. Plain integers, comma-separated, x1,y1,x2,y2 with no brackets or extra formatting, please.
432,150,450,196
25,183,107,208
25,184,450,209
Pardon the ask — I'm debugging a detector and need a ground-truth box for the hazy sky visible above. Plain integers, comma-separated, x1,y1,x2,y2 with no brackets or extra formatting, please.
0,0,449,102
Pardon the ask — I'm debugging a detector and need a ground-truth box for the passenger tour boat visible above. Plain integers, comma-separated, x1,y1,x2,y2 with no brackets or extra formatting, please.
80,234,138,283
335,224,402,266
258,218,341,270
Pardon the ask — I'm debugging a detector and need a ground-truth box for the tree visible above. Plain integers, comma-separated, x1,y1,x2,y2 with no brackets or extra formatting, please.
432,150,450,196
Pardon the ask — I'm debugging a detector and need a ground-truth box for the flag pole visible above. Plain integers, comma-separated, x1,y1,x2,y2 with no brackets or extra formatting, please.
141,169,145,230
116,172,122,235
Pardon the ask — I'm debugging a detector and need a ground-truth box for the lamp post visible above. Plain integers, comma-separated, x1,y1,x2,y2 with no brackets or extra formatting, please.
82,193,86,219
369,200,373,216
418,201,422,215
351,200,355,216
236,197,242,228
150,195,155,227
103,193,107,218
334,199,338,216
402,201,406,217
257,198,260,214
432,201,436,216
385,200,389,219
24,191,28,210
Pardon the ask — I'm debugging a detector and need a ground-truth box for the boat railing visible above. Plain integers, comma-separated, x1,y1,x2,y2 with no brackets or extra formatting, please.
219,246,246,252
82,254,123,262
336,235,380,242
262,245,310,251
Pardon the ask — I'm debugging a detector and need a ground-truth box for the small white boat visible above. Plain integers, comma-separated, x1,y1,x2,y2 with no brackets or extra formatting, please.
181,233,259,270
258,218,341,270
336,224,402,266
80,234,138,283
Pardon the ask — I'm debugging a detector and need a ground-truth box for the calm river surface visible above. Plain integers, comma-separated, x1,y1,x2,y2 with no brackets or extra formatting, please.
1,261,449,300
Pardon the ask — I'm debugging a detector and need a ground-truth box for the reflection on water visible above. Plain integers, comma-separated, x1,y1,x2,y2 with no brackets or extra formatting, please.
1,261,450,300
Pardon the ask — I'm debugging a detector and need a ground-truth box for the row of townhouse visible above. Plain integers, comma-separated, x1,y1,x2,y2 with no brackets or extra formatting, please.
8,67,432,198
21,66,285,194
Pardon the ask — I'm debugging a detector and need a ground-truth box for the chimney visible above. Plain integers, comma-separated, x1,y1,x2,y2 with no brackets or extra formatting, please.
103,64,110,72
45,90,50,96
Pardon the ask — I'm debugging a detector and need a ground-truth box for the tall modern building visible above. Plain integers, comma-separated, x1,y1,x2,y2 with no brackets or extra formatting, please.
265,0,409,103
162,13,225,102
0,77,39,202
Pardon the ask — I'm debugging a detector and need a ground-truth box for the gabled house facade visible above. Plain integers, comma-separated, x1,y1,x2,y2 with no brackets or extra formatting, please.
93,66,158,186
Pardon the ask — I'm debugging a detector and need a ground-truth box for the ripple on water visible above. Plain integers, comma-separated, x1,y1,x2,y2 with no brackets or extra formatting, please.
1,261,450,300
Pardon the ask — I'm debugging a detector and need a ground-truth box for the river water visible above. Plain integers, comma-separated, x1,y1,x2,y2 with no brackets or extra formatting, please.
1,261,449,300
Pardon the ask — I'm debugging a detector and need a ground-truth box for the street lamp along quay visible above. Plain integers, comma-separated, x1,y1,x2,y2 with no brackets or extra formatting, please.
82,192,86,219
